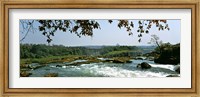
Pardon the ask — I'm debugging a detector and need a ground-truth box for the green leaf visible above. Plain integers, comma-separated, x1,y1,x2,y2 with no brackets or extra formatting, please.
39,26,45,31
108,20,113,24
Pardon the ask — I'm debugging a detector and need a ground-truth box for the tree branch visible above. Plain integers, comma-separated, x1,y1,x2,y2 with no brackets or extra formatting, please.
20,20,34,42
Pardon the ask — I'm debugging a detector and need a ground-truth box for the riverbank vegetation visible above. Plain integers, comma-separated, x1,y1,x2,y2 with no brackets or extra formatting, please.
143,43,180,65
20,43,180,77
20,44,146,65
20,43,180,66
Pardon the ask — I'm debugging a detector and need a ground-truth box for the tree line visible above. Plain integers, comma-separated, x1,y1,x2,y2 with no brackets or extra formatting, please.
20,44,142,59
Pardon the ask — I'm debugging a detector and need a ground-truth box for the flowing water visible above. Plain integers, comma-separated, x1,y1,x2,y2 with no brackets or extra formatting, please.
29,59,180,77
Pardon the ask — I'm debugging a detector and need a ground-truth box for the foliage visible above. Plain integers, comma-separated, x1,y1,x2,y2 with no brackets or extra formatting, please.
20,44,142,59
20,20,170,43
103,50,141,57
148,34,162,54
154,43,180,65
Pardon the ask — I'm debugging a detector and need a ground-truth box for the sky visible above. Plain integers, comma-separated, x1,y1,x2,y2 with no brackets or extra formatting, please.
19,20,180,46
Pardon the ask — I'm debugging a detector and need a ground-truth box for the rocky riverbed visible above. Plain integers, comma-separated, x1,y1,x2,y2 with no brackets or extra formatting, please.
20,58,180,77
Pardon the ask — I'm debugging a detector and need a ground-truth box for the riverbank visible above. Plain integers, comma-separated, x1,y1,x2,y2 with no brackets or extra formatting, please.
20,55,180,77
20,55,133,66
20,55,133,76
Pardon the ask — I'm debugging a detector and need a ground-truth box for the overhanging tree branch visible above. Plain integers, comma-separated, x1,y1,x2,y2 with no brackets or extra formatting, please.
20,20,35,42
20,20,170,43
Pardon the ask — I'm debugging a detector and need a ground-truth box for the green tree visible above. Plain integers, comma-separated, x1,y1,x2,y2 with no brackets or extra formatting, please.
154,43,180,65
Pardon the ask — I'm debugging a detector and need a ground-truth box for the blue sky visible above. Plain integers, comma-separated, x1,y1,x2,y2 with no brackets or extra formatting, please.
20,20,180,46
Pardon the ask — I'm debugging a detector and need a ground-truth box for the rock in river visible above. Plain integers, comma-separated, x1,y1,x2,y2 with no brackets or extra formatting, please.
137,62,151,69
166,74,180,77
174,65,180,73
20,71,32,77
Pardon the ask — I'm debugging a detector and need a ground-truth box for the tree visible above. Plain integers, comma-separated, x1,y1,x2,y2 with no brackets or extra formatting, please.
154,43,180,65
20,20,170,43
148,34,163,54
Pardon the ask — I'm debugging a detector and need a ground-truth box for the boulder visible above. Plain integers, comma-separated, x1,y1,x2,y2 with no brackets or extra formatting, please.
27,64,44,70
56,65,62,67
44,73,58,77
20,71,32,77
126,60,132,63
166,74,180,77
113,59,124,63
137,62,151,69
104,59,114,62
174,65,180,73
112,58,132,63
136,58,144,60
175,68,180,73
154,57,179,65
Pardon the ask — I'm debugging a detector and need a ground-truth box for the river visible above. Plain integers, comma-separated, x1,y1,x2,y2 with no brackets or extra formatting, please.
28,59,180,77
